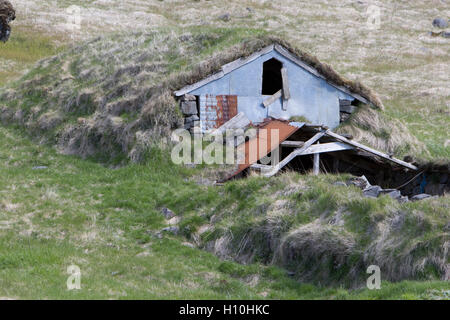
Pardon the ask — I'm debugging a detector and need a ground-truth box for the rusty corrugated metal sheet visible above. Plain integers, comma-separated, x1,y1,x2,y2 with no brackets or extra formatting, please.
204,95,238,130
224,120,301,180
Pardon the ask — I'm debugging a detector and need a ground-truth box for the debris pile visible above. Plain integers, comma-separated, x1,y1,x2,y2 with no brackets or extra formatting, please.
345,175,438,202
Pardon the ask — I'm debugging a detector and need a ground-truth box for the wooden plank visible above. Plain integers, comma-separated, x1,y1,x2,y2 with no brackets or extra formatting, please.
281,67,290,100
313,145,320,175
263,90,282,108
325,130,418,170
174,71,224,96
263,131,326,177
210,112,250,135
299,142,354,155
281,140,305,147
221,45,274,74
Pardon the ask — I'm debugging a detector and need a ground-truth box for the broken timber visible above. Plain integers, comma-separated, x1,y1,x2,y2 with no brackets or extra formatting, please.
263,90,282,108
224,120,418,181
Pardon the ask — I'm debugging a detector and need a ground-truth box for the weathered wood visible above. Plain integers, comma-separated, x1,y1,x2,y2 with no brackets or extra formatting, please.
313,142,320,175
281,140,305,147
210,112,250,135
263,131,326,177
299,142,354,155
281,67,290,100
263,90,282,108
325,130,418,170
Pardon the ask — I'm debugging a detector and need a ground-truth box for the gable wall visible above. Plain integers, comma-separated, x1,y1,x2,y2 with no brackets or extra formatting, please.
188,50,355,131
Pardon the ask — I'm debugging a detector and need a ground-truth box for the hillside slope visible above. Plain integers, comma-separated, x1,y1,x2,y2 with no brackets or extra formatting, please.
0,28,424,163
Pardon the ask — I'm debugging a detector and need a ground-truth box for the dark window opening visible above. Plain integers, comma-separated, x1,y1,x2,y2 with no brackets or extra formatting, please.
262,58,283,95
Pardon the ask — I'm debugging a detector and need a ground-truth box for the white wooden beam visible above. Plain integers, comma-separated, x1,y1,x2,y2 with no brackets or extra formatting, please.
313,143,320,175
300,142,354,155
263,90,282,108
281,67,290,100
263,131,326,177
325,130,418,170
281,140,305,147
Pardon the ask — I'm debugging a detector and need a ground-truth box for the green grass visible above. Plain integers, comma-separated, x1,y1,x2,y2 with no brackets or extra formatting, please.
0,125,448,299
0,27,63,85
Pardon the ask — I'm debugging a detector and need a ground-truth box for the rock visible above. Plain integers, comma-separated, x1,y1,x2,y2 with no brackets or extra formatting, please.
32,166,48,170
411,193,432,201
442,32,450,38
333,181,347,187
398,196,409,203
182,242,195,248
218,13,231,22
161,226,179,235
180,101,197,115
363,185,382,198
432,18,448,29
380,189,402,200
185,114,199,123
348,175,371,190
167,216,181,225
181,94,196,101
161,207,175,219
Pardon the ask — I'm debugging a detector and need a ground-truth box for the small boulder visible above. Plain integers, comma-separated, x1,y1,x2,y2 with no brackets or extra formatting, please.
363,185,382,198
411,193,432,201
161,226,179,235
32,166,48,170
180,101,197,115
432,18,448,29
348,175,371,190
161,207,175,219
218,13,231,22
333,181,347,187
380,189,402,200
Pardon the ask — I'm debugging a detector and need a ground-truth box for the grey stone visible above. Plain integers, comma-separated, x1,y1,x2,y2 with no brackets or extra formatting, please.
442,32,450,38
363,185,382,198
180,101,197,115
348,175,371,190
398,196,409,203
32,166,48,170
218,13,231,21
161,226,179,235
333,181,347,187
181,94,196,101
432,18,448,29
185,115,199,123
161,207,175,219
380,189,402,199
411,193,432,201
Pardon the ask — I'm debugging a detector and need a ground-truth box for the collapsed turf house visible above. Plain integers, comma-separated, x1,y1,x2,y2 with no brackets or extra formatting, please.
173,42,448,197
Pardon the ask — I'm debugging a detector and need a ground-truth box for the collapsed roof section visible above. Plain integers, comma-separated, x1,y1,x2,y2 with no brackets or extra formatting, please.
223,119,417,182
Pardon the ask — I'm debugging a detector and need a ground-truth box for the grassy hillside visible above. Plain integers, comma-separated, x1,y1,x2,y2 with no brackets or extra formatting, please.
6,0,449,159
0,125,448,299
0,0,448,299
0,28,425,163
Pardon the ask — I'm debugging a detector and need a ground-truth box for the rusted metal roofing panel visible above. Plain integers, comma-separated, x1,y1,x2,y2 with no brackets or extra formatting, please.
203,95,238,130
224,120,302,181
